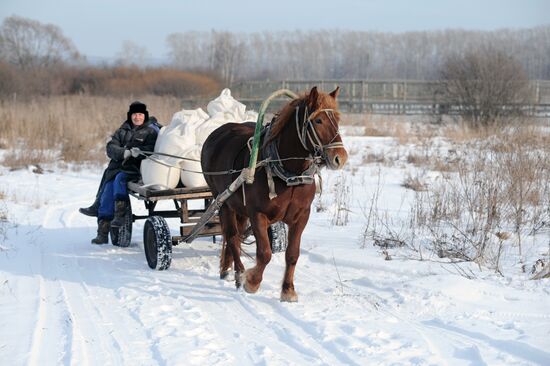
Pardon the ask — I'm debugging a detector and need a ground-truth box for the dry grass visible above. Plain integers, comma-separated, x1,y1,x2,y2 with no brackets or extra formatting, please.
408,128,550,271
406,152,430,167
0,95,182,168
401,174,428,192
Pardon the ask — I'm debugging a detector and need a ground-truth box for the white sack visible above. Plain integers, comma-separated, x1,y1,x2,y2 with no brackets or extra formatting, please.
167,108,209,134
207,88,247,121
141,109,208,189
180,145,207,187
140,158,180,189
195,114,228,146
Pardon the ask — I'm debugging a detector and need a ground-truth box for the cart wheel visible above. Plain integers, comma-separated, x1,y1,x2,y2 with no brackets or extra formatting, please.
110,201,133,247
268,222,288,253
143,216,172,270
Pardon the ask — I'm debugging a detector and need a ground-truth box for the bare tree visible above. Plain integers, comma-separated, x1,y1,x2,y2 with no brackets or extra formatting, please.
440,47,532,128
166,31,211,71
0,15,80,70
115,40,151,68
210,31,245,85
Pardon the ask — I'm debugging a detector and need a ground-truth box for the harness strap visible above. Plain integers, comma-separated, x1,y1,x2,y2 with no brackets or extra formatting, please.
265,163,277,199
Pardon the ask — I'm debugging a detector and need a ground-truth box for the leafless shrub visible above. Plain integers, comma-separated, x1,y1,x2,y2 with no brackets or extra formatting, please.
331,173,351,226
409,127,549,272
0,191,7,245
440,47,532,129
359,168,382,248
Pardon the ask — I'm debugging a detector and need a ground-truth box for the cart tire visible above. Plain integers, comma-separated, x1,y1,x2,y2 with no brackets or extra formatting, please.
144,216,172,270
110,201,133,247
241,222,288,252
268,222,288,253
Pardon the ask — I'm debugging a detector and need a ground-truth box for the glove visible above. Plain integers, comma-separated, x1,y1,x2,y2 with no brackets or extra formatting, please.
123,149,131,160
130,147,141,158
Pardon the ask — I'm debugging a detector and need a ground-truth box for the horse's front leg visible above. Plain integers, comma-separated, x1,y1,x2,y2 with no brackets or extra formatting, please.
281,209,310,302
242,213,271,294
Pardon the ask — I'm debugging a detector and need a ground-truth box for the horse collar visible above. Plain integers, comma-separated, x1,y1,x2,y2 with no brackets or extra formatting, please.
262,122,318,190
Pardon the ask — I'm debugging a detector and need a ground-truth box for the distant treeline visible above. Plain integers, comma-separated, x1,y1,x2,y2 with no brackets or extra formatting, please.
167,27,550,83
1,15,549,97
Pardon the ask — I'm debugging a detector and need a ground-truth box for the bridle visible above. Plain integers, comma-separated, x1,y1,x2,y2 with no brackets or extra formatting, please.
294,102,344,164
261,99,344,191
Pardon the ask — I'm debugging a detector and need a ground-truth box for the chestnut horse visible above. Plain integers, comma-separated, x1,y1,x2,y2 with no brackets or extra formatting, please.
201,87,348,302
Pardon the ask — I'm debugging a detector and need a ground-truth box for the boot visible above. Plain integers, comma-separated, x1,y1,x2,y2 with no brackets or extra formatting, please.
91,219,110,244
79,198,99,217
110,200,128,228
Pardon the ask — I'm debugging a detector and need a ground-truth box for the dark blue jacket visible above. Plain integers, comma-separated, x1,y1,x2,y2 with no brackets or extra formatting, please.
104,118,160,182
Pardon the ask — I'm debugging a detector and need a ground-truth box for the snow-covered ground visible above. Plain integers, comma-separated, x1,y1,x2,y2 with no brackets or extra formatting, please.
1,131,549,366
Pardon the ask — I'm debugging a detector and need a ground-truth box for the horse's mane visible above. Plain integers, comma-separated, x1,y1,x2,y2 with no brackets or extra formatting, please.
267,91,339,142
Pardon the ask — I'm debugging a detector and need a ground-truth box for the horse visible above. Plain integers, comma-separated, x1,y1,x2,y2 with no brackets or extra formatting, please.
201,86,348,302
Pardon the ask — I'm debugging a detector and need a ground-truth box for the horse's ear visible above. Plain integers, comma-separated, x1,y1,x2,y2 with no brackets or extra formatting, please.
308,86,319,107
330,86,340,99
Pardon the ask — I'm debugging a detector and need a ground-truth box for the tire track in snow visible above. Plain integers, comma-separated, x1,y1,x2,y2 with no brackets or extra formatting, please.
38,203,131,365
422,318,550,365
67,237,166,364
168,244,359,365
28,235,73,366
295,249,450,364
119,241,319,365
237,293,359,365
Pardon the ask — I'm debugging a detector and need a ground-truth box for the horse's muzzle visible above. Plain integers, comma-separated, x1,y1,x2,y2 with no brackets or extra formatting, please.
325,147,348,170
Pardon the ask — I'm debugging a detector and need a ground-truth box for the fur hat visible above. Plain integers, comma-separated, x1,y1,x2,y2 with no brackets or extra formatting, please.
127,101,149,122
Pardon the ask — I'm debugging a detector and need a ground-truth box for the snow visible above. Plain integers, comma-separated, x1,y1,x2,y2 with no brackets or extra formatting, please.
1,133,549,366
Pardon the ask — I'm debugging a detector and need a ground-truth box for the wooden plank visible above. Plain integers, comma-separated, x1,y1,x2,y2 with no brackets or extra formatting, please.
176,223,222,240
128,182,214,201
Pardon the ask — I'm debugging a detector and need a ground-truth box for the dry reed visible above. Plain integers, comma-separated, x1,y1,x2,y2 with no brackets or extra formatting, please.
0,95,182,167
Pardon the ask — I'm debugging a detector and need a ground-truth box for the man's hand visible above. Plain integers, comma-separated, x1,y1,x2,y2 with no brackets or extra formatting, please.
123,149,131,160
130,147,141,158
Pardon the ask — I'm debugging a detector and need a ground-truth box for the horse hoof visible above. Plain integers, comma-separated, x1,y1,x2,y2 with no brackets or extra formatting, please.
243,281,260,294
220,270,231,280
242,270,261,293
280,290,298,302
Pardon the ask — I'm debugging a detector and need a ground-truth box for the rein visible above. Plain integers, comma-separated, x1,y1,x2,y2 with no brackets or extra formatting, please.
134,94,342,195
137,148,315,176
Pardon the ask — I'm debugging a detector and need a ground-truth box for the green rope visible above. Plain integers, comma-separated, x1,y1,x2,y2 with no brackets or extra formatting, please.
246,89,299,184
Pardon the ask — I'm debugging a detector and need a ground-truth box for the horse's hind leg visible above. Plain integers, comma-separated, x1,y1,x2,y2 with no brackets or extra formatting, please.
281,211,309,302
219,206,246,287
243,213,271,294
219,238,233,279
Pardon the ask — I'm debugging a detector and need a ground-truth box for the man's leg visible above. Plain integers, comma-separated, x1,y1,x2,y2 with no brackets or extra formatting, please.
110,172,130,228
92,179,114,244
79,169,108,217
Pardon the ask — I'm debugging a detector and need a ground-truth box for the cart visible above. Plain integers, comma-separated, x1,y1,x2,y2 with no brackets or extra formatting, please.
110,89,296,270
110,182,287,271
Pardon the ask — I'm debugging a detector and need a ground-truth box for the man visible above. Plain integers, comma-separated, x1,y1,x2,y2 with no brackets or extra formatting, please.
79,115,161,217
81,101,159,244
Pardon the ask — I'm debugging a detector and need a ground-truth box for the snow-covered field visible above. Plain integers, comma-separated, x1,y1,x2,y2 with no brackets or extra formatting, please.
1,130,549,366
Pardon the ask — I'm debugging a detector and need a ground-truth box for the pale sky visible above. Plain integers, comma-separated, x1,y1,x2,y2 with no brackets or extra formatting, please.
1,0,548,61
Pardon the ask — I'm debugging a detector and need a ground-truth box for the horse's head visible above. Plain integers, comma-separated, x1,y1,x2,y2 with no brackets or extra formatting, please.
301,86,348,170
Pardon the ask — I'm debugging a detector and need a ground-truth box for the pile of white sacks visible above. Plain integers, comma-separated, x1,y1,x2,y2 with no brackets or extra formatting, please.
141,89,258,188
